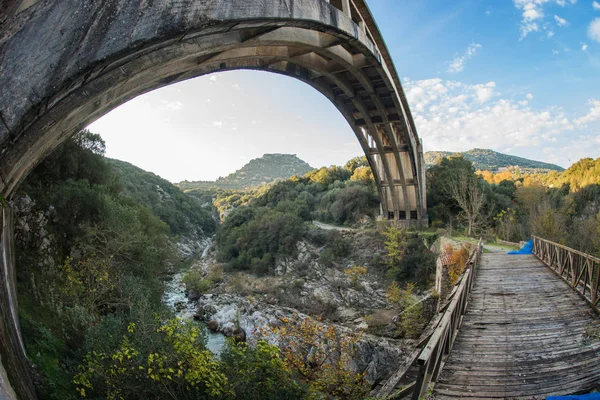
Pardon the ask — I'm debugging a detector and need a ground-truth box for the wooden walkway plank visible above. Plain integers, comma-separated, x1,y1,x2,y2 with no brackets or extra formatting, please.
432,253,600,399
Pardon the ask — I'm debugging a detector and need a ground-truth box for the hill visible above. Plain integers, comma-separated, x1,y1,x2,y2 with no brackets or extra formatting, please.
108,158,216,237
178,153,314,190
537,157,600,191
424,148,564,173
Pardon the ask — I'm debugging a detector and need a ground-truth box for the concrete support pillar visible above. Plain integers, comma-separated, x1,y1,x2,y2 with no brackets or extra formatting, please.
0,204,36,400
418,138,427,221
358,20,366,33
341,0,351,16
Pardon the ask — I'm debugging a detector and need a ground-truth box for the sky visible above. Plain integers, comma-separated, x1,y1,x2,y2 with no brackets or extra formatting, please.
88,0,600,183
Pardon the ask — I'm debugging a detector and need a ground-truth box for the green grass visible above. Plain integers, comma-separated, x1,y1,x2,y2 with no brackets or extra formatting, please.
450,235,520,252
487,243,520,251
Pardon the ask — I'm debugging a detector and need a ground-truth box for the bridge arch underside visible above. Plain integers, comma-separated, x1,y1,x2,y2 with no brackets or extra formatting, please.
0,0,427,225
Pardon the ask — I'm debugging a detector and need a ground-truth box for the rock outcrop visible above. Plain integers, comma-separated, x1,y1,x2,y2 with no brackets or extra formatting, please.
194,293,407,384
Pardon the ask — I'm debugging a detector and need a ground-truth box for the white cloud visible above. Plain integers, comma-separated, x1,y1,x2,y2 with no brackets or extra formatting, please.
582,42,589,51
524,8,543,20
542,134,600,167
594,1,600,10
474,82,496,103
526,93,534,100
554,15,568,26
212,121,223,128
589,18,600,42
514,0,577,38
447,43,482,73
552,49,560,54
404,77,574,153
574,99,600,126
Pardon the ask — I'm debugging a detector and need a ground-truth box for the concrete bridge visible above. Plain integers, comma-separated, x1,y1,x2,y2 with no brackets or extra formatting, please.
0,0,426,398
0,0,427,224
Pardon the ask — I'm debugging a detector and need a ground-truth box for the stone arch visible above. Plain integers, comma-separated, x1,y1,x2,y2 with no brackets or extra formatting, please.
0,1,427,397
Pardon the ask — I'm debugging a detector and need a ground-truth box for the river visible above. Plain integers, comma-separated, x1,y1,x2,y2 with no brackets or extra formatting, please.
162,238,226,355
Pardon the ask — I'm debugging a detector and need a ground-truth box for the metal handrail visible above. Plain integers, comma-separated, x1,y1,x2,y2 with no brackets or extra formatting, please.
532,236,600,313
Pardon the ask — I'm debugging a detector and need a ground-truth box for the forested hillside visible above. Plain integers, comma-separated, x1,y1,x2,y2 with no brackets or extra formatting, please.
425,148,564,172
178,153,314,190
15,130,180,398
108,158,216,237
16,131,303,400
428,154,600,257
214,157,381,274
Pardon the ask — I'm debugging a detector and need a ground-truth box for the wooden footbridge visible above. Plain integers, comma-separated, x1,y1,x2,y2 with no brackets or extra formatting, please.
377,236,600,399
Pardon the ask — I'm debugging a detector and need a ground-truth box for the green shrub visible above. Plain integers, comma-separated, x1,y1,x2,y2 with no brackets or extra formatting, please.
387,283,426,339
305,226,329,247
216,208,305,274
182,270,214,294
328,232,351,258
383,227,436,287
207,264,224,284
219,340,307,400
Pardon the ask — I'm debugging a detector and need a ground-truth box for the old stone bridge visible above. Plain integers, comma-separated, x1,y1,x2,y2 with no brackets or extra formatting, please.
1,0,425,397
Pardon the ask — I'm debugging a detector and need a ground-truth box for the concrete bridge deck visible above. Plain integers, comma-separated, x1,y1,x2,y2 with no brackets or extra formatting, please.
433,253,600,399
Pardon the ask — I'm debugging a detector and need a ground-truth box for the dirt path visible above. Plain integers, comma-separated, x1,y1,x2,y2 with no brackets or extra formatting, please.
312,221,357,232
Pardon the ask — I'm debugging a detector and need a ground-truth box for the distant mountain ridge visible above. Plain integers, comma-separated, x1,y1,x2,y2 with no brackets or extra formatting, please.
178,153,314,191
424,148,564,172
178,149,562,192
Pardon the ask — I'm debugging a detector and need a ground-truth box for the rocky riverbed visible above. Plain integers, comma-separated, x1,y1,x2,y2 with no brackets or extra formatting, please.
194,292,409,384
181,229,428,385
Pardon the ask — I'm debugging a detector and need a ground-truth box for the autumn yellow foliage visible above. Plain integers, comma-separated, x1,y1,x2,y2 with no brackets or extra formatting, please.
344,266,368,287
259,313,368,399
443,244,470,285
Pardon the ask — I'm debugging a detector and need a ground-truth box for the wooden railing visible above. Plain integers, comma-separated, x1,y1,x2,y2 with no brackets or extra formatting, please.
410,239,483,399
532,236,600,313
377,240,483,398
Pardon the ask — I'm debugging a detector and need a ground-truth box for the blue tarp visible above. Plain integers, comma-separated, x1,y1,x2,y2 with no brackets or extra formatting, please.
508,238,533,255
546,394,600,400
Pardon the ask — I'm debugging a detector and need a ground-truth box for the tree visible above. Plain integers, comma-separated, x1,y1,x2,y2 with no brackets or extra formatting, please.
305,166,351,186
383,226,436,287
74,319,231,400
344,156,368,174
329,186,378,224
349,166,373,183
382,226,408,268
444,168,488,236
